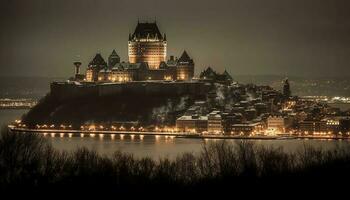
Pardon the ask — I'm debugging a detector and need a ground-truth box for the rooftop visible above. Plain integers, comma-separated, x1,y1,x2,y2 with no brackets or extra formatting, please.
178,51,193,64
131,22,164,40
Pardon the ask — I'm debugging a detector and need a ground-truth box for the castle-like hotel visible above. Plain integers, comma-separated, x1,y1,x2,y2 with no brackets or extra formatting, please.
74,21,195,83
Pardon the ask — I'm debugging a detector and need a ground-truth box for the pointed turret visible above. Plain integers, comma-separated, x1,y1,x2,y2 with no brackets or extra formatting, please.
89,53,107,69
111,49,118,56
223,70,233,81
178,50,193,64
108,49,120,67
199,67,217,80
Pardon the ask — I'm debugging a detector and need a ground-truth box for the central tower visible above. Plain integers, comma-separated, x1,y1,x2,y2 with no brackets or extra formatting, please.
128,21,167,70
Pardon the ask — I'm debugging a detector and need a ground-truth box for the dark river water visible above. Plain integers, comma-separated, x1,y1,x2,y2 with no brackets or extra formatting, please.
1,109,350,159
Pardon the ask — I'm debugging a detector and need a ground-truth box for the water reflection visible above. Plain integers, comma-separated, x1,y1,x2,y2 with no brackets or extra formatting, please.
2,109,350,160
41,133,350,160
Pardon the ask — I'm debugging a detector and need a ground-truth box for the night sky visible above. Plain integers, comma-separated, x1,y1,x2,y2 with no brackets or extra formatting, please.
1,0,350,77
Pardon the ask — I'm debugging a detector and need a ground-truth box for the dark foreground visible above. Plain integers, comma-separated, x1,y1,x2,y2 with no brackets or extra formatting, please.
1,127,350,194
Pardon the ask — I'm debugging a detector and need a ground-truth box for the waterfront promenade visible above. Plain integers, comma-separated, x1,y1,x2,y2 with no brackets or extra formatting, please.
8,126,350,140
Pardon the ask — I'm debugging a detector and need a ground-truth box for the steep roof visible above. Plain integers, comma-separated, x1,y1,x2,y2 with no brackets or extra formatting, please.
200,67,217,78
131,22,164,40
223,70,233,80
178,51,191,63
89,53,107,66
110,49,119,58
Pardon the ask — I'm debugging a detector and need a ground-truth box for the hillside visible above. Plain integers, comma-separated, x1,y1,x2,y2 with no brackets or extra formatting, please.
22,92,202,128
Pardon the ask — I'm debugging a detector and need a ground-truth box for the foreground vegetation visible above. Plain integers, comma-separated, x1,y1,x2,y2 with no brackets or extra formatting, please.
1,127,350,191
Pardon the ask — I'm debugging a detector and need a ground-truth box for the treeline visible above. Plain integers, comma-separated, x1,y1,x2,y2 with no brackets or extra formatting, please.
1,127,350,191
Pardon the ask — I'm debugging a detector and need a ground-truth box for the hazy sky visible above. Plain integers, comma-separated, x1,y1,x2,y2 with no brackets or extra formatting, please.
1,0,350,77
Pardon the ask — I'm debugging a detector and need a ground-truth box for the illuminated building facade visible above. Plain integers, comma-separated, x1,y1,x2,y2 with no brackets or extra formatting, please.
299,119,327,134
231,122,263,135
176,115,208,133
208,111,223,134
176,51,194,80
128,22,167,70
83,21,195,82
267,116,286,132
86,53,107,82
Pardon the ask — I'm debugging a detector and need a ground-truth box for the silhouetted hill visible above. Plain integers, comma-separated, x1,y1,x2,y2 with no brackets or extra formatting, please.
22,92,200,128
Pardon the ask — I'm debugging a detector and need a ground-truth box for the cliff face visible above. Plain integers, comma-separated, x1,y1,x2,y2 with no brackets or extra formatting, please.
22,82,210,128
50,81,210,101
